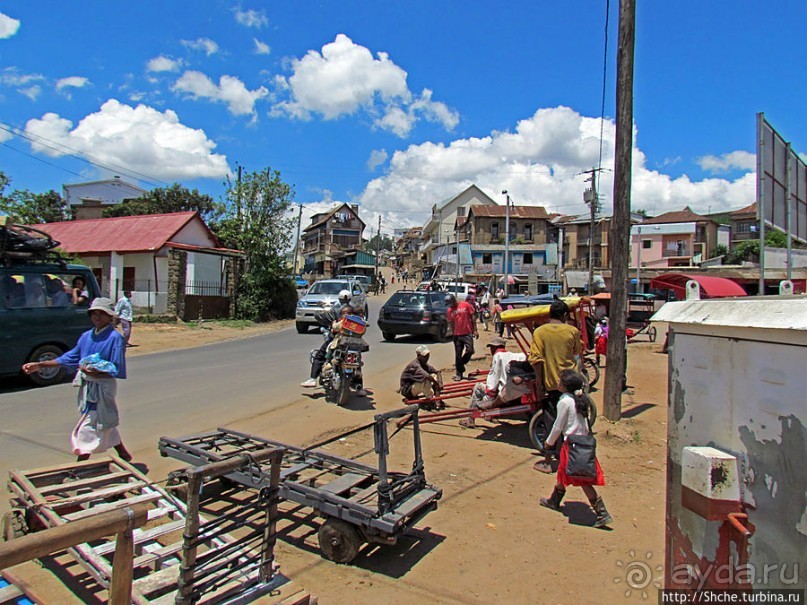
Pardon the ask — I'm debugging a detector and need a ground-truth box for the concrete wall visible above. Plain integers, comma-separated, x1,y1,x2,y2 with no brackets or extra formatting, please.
656,298,807,590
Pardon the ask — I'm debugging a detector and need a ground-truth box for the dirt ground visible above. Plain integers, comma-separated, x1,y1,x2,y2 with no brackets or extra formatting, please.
8,319,670,604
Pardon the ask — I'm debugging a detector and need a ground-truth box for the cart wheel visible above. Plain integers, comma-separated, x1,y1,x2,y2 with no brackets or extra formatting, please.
318,518,363,564
582,357,600,389
1,510,28,541
588,400,598,428
648,326,658,342
528,410,551,452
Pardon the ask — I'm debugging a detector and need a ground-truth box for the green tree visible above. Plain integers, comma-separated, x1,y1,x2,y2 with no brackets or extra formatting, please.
363,233,394,253
0,188,71,223
213,168,297,321
103,183,219,218
711,244,728,259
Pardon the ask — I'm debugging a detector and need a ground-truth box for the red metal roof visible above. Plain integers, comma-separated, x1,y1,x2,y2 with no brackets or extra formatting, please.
642,206,709,225
649,273,748,300
31,212,218,254
469,205,550,219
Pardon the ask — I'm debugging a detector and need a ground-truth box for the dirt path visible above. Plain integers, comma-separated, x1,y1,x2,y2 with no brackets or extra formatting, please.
10,319,670,604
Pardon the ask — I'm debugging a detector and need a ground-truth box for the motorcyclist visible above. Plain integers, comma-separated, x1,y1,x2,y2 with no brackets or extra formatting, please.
301,290,352,388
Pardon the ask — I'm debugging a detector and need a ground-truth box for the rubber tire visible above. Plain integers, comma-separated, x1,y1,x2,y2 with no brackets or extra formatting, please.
582,357,600,389
27,344,66,387
588,400,598,428
434,321,449,343
337,374,351,406
318,518,363,563
648,326,658,342
296,322,309,334
382,331,396,342
528,410,551,452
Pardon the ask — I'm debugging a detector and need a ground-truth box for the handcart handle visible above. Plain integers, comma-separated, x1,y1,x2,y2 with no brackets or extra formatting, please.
375,404,420,422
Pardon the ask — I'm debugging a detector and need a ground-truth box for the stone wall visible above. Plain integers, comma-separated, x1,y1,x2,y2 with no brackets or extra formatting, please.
166,249,187,318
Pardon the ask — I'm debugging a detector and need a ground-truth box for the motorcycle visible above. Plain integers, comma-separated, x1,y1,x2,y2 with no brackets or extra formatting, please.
310,311,369,405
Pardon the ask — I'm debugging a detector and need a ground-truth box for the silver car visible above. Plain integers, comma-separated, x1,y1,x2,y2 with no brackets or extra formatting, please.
295,279,368,333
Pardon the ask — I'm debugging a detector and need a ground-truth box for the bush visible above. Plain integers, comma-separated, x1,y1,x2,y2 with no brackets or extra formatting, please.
235,272,298,322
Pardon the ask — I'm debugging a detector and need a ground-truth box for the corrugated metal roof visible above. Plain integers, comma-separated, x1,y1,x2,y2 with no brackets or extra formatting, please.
642,206,709,225
469,205,550,219
31,212,211,254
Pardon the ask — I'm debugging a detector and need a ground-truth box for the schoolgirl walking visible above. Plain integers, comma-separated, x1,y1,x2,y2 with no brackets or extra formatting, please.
539,369,613,528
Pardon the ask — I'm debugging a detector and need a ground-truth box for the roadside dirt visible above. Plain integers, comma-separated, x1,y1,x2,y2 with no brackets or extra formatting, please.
9,316,670,604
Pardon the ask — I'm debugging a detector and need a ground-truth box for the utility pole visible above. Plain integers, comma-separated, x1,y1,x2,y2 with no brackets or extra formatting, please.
503,191,511,296
292,203,303,274
374,214,381,283
581,169,603,294
603,0,636,422
236,165,242,221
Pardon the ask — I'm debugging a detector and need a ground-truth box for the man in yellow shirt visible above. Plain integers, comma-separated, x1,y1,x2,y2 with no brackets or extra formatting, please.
528,299,582,405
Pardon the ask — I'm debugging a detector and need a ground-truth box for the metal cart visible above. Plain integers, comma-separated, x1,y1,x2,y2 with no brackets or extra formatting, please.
158,405,442,564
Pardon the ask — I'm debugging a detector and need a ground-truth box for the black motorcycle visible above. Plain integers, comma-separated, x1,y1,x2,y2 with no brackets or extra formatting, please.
311,311,369,405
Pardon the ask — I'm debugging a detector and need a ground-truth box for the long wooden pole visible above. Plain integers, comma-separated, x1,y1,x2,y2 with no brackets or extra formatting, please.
603,0,636,421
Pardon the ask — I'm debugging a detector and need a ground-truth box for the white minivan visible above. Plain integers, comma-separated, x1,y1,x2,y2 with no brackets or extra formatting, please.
415,280,476,301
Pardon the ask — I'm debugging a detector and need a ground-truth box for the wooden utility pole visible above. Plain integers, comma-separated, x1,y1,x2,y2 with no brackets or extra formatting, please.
292,203,303,274
603,0,636,421
374,214,381,280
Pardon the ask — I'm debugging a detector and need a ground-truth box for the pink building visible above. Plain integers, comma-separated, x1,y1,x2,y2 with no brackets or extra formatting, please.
631,207,729,269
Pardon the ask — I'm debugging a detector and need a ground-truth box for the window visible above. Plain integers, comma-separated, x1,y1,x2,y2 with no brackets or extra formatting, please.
523,253,533,264
736,221,754,234
525,224,533,241
456,206,466,217
491,222,499,239
482,253,492,264
642,240,652,249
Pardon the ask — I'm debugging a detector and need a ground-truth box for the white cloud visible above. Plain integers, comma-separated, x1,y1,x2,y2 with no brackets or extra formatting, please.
181,38,219,56
253,38,270,55
147,55,181,73
697,150,756,173
0,68,44,87
273,34,458,137
173,70,268,116
19,85,41,101
367,149,388,171
24,99,230,180
0,127,11,143
234,8,268,28
55,76,90,96
355,106,755,226
0,12,20,39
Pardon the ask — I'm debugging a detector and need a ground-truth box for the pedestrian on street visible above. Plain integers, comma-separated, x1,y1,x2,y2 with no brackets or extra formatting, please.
539,369,612,528
115,290,134,347
527,299,581,406
22,298,133,462
445,293,478,380
492,298,505,337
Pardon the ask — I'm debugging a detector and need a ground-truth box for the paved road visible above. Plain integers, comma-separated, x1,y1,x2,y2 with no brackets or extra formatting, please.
0,290,457,489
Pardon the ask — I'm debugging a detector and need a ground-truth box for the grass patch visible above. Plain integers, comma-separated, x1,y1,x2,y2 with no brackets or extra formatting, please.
189,319,256,330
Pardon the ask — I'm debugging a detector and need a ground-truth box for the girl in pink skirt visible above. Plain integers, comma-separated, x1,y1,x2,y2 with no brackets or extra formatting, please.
539,369,612,528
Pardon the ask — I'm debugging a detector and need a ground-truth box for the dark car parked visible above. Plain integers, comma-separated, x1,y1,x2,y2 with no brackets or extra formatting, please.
377,290,452,342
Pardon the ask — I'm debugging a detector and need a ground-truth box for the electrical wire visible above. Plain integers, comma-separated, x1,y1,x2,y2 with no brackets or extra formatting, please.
596,0,611,194
0,141,86,179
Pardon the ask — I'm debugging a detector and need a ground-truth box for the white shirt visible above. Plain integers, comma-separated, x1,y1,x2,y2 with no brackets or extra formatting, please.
486,350,526,393
546,392,589,447
115,296,133,321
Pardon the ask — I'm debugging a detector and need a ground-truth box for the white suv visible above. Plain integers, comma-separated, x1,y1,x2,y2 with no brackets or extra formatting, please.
295,279,368,333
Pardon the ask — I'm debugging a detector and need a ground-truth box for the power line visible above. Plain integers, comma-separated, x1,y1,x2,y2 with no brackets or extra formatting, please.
0,123,168,188
597,0,611,194
0,141,86,179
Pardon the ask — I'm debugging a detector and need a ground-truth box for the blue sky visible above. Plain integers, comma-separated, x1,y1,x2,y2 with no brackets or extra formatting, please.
0,1,805,235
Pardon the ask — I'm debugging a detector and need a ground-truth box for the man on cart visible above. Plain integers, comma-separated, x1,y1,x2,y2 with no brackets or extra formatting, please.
459,336,529,429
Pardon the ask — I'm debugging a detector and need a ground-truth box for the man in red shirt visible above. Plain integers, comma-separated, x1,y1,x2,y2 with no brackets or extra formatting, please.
445,293,478,380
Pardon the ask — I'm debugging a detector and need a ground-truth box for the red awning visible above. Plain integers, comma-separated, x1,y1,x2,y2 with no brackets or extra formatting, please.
649,273,747,300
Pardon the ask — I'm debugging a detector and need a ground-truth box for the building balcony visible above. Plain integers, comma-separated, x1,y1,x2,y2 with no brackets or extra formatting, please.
662,248,691,258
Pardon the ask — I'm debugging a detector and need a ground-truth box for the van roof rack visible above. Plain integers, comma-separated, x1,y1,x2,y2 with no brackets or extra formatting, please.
0,216,67,268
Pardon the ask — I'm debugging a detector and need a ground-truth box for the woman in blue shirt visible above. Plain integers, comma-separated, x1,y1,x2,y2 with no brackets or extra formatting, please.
23,297,132,462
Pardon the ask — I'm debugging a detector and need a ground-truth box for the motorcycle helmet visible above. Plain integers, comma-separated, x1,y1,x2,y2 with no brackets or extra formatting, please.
338,289,351,304
444,293,456,305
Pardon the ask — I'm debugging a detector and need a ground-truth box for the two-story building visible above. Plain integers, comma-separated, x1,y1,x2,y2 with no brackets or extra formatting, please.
630,206,729,270
420,184,498,275
728,202,759,246
63,176,146,220
302,203,366,277
393,227,423,276
460,205,558,286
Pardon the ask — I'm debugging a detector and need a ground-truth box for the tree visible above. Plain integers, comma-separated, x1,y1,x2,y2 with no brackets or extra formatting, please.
363,233,394,253
0,188,71,223
213,168,297,321
103,183,219,218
